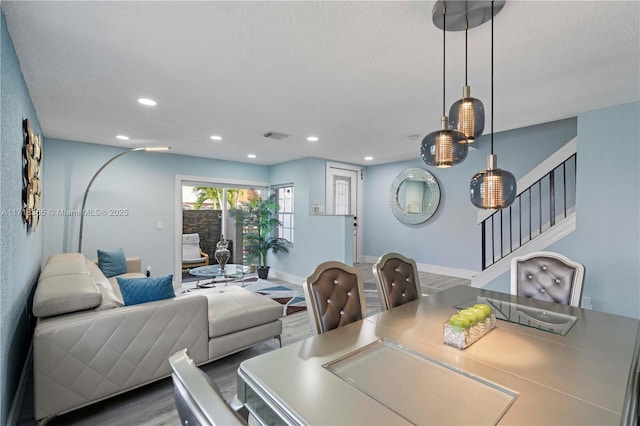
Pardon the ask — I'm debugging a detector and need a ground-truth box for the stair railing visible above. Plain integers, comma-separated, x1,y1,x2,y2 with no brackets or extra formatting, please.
480,153,577,270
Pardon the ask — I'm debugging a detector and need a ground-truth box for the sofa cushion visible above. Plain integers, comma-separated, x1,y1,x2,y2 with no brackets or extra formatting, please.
94,284,124,311
87,261,124,307
46,252,87,265
117,275,175,306
199,286,283,338
39,253,91,280
33,253,102,318
39,258,91,279
97,248,127,278
33,274,102,318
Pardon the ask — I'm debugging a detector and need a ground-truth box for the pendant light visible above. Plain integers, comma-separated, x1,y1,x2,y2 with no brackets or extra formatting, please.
470,0,516,209
421,3,468,168
449,20,485,143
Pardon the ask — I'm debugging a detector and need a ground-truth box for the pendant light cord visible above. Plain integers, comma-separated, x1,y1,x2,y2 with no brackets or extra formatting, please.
465,22,468,86
442,3,446,116
464,1,469,86
490,0,494,155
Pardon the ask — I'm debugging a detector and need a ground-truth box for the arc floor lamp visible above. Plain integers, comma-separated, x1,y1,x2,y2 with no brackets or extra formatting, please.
77,147,170,253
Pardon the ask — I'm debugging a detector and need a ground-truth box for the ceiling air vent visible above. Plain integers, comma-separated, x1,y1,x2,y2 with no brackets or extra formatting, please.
263,131,290,140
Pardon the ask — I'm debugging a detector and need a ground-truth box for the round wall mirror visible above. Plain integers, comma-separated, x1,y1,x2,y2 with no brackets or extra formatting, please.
389,168,440,224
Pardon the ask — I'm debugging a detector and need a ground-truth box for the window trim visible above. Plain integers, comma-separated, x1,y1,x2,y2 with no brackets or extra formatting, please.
274,185,294,244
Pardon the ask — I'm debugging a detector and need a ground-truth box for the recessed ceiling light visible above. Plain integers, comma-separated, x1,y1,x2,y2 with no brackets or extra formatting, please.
116,135,130,140
137,98,157,106
210,135,223,141
247,154,257,159
307,136,319,142
364,156,374,161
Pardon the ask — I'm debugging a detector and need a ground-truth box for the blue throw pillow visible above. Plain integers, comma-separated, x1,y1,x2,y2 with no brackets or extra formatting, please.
97,248,127,278
116,275,175,306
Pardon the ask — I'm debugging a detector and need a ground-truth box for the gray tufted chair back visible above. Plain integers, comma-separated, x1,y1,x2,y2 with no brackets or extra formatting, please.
372,252,421,311
510,251,585,307
303,261,367,335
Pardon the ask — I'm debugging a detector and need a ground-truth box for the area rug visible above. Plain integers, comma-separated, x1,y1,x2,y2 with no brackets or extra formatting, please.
257,285,307,315
225,279,307,316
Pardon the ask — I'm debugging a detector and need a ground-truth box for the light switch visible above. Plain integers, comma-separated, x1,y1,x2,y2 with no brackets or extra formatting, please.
157,221,163,230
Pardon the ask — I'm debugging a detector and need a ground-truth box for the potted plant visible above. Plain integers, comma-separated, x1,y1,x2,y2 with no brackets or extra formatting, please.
230,194,290,279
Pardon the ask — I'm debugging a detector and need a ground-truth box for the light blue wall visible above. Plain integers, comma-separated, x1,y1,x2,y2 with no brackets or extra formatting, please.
269,158,353,282
475,103,639,319
0,11,43,425
41,143,355,286
363,118,577,273
552,102,639,318
42,139,269,278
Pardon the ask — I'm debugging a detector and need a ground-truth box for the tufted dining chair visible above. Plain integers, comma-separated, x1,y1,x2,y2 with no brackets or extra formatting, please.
510,251,585,307
372,252,421,311
303,261,367,335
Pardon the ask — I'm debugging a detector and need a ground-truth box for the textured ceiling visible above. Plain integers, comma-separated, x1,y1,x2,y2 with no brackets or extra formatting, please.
2,1,639,166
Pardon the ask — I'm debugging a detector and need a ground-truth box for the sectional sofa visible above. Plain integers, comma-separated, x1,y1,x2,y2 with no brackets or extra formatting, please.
31,253,283,424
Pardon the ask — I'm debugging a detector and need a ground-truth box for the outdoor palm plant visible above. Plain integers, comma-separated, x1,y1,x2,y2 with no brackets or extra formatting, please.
230,194,290,278
192,187,243,209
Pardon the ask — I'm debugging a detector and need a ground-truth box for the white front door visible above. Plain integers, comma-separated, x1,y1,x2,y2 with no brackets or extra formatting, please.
326,162,363,263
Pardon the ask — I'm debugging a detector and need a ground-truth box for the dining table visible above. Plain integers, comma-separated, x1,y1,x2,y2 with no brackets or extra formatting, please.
236,285,640,425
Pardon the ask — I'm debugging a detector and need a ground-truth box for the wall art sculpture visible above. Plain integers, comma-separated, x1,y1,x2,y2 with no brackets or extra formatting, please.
23,118,42,232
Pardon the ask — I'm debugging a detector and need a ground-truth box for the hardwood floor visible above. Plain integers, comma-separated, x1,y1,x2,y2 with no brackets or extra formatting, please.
17,264,469,425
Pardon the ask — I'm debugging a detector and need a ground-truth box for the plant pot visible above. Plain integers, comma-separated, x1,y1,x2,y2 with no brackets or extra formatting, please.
257,266,270,279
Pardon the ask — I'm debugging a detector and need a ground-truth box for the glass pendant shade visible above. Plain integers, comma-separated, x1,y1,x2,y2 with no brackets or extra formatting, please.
449,86,485,143
470,154,516,209
421,117,468,168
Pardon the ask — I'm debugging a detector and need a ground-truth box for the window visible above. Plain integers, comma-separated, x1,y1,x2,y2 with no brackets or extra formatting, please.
333,176,352,215
276,186,294,243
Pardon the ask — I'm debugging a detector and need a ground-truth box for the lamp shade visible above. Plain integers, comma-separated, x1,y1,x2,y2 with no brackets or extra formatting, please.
449,86,485,143
470,154,516,209
421,117,468,168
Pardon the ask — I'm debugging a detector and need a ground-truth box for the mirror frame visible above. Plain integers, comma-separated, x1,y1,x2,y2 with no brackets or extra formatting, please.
389,168,440,224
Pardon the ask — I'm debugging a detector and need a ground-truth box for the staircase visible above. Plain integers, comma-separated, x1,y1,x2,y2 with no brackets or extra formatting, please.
472,138,577,288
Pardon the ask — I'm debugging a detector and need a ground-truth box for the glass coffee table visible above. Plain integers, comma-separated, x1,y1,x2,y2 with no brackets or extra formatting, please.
188,264,250,288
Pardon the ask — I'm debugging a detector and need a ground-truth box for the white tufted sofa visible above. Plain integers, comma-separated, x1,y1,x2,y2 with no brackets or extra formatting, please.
32,253,283,424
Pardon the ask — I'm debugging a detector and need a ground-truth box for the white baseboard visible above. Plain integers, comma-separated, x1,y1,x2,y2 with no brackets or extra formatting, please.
362,255,477,280
268,269,304,286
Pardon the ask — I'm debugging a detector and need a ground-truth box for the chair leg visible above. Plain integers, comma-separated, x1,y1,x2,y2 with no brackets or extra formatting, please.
275,335,282,347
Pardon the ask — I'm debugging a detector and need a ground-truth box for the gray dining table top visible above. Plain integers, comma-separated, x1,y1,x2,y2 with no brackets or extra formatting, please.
238,285,640,425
